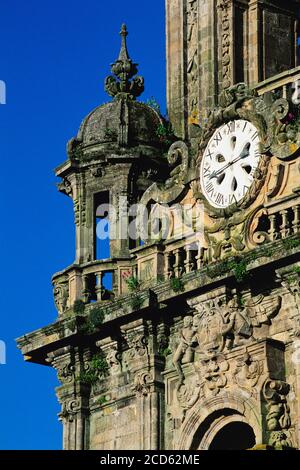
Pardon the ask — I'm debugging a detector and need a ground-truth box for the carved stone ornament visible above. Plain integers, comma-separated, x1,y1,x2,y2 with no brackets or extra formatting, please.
233,351,262,391
53,280,69,315
176,378,201,412
60,398,81,423
105,24,144,101
165,141,192,188
132,371,153,396
128,334,148,359
90,166,104,178
46,347,76,385
58,178,73,197
197,351,230,397
57,362,75,384
105,344,122,375
196,82,300,218
217,0,232,90
263,378,293,449
171,294,282,386
187,0,199,124
277,268,300,337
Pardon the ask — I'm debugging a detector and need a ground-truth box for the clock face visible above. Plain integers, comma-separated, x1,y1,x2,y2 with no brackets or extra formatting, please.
200,120,261,209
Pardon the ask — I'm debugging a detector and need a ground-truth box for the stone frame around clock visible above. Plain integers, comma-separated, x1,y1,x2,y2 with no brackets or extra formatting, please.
196,118,270,219
195,85,273,219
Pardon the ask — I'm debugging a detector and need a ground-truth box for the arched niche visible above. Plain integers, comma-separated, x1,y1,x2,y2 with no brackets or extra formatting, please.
176,393,261,450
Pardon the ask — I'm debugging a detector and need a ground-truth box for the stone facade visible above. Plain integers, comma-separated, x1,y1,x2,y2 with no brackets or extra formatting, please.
17,5,300,450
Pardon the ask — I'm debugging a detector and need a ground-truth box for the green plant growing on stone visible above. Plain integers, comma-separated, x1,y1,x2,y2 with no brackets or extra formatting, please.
282,236,300,250
129,294,144,311
73,299,85,315
293,266,300,275
90,305,106,328
159,347,171,358
236,292,246,308
146,97,161,114
97,395,108,406
156,121,174,147
206,256,250,283
228,258,249,283
125,276,139,292
170,277,185,293
79,320,95,335
77,353,108,385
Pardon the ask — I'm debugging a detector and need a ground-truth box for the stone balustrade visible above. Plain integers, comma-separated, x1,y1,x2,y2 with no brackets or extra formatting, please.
255,66,300,99
52,258,132,316
163,238,207,280
252,201,300,246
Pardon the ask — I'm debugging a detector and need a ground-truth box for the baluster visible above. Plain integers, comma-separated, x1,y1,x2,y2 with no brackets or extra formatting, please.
196,243,205,270
185,245,197,273
268,214,277,241
282,84,287,99
112,269,118,297
280,209,289,239
184,246,192,274
293,205,300,234
164,252,173,279
173,248,182,278
95,272,103,301
82,274,91,303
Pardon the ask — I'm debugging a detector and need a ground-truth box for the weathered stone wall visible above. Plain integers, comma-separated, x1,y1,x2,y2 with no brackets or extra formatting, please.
50,262,300,450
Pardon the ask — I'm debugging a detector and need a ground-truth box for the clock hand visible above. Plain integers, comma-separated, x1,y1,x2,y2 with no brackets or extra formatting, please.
209,164,230,180
209,143,250,180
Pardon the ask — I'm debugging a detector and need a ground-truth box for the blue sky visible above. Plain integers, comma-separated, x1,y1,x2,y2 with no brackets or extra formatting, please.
0,0,165,449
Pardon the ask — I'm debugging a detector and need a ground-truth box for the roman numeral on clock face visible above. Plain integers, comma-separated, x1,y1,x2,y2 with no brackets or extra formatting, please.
251,131,259,142
205,149,213,160
254,149,260,158
226,122,235,133
214,132,222,144
229,193,237,205
215,193,224,205
203,166,211,178
205,182,214,195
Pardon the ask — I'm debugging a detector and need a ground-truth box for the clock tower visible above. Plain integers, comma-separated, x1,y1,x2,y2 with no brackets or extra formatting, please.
18,1,300,450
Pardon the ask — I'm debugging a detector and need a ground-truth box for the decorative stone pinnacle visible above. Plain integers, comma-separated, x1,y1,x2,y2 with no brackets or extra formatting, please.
118,24,129,62
105,24,145,100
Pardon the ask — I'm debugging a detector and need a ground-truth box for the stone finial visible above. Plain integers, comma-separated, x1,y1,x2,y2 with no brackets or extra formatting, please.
105,24,145,100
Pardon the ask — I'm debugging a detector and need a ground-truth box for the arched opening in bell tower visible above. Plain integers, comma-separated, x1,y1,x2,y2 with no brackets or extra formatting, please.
94,191,110,261
209,421,256,450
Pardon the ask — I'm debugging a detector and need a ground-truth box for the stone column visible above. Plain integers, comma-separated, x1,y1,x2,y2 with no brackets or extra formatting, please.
121,319,164,450
47,346,91,450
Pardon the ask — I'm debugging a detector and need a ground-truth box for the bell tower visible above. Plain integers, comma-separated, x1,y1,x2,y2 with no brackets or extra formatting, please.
166,0,299,138
57,24,168,267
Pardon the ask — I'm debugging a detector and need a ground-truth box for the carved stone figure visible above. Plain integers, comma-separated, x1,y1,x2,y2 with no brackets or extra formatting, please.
173,316,197,384
198,351,230,397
